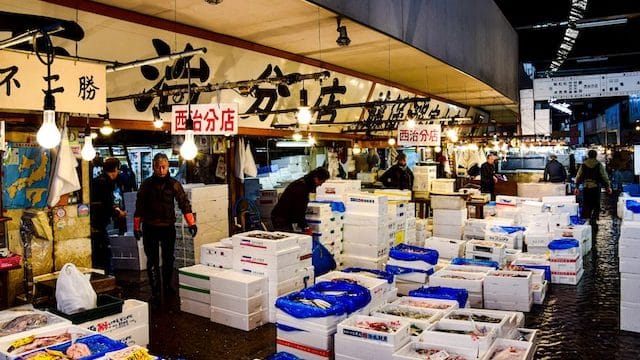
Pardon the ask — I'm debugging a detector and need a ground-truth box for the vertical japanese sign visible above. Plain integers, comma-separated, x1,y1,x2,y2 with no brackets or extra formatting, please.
397,124,441,146
171,103,239,135
0,50,106,114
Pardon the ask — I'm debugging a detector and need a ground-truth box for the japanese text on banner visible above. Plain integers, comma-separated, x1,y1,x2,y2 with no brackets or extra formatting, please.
171,103,239,135
397,124,441,146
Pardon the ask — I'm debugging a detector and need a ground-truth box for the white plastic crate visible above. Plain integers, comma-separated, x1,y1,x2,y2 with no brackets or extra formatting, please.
483,338,535,360
211,307,267,331
209,269,266,298
430,195,466,209
429,270,486,293
424,236,467,259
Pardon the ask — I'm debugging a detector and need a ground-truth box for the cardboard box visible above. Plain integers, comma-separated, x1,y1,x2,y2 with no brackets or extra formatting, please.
180,298,212,318
210,269,266,298
211,307,267,331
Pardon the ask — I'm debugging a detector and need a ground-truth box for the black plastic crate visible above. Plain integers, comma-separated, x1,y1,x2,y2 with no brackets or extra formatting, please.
49,294,124,324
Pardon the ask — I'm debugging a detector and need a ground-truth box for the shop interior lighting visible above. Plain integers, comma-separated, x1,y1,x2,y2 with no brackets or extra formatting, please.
352,143,362,155
307,133,316,146
292,130,303,141
406,110,416,128
0,25,64,51
80,120,96,161
434,146,442,153
152,106,164,129
276,140,312,148
388,137,396,146
106,47,207,73
575,17,627,29
336,17,351,47
180,62,198,160
297,88,312,125
37,36,61,149
446,128,459,142
99,111,114,136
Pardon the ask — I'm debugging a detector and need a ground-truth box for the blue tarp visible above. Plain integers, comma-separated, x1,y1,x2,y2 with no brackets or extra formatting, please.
389,244,439,265
409,286,469,308
548,238,580,250
342,267,395,284
450,257,500,269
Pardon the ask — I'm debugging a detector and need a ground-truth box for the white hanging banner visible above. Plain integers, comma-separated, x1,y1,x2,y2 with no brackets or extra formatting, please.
0,50,106,114
171,103,239,135
397,124,441,146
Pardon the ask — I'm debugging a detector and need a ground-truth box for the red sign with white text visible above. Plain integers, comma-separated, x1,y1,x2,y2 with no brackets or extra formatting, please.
171,103,239,135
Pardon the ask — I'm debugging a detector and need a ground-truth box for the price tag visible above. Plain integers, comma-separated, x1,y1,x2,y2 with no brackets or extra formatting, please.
431,350,450,360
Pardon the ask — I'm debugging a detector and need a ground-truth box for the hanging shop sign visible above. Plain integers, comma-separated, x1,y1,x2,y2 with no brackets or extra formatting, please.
0,50,106,114
397,124,441,147
170,103,239,135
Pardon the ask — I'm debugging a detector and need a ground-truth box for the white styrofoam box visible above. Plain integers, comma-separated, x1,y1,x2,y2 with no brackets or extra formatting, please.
343,212,387,226
620,221,640,240
212,306,267,331
433,208,468,226
431,179,456,193
429,270,486,293
180,298,211,318
445,264,493,274
505,248,522,263
393,297,459,312
277,307,347,330
547,203,579,216
342,242,388,258
343,224,389,246
466,251,505,264
210,269,266,298
551,268,584,285
533,281,548,305
496,195,520,207
178,264,225,289
419,320,497,356
316,271,389,307
306,202,333,218
550,253,583,273
466,239,506,256
518,182,565,198
483,297,532,313
179,284,210,304
424,237,467,259
547,213,571,229
276,316,335,352
485,227,523,249
276,338,332,360
372,304,444,327
430,195,466,209
80,299,149,335
525,231,552,247
0,308,71,345
345,193,388,215
108,324,149,348
232,246,300,271
521,212,549,230
318,180,361,196
200,242,233,269
337,315,411,349
335,331,397,360
404,217,417,230
520,200,545,213
553,225,591,241
620,301,640,333
495,206,522,222
548,241,580,257
392,340,477,360
484,270,532,298
432,224,464,240
619,257,640,274
211,291,267,315
267,275,306,300
406,202,416,217
0,325,94,360
483,338,534,360
183,183,228,200
542,195,576,204
307,221,338,235
393,279,418,296
340,254,386,270
467,292,483,308
525,245,550,255
393,270,429,284
232,231,300,253
443,308,511,337
375,189,412,201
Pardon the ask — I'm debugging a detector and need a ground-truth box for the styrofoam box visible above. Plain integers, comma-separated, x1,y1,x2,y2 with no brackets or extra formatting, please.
429,270,486,293
232,246,300,271
622,273,640,304
375,189,412,201
485,229,523,249
443,308,511,337
533,281,548,305
210,291,267,315
553,225,591,241
387,255,436,271
232,231,300,253
317,271,388,305
551,268,584,285
178,264,225,289
180,298,211,318
393,297,459,311
340,254,386,270
335,331,398,360
108,323,149,348
200,242,233,268
433,224,464,239
267,274,306,299
525,231,551,247
483,297,532,313
484,270,532,297
433,208,468,227
212,306,267,331
550,254,583,272
343,224,389,246
277,307,347,330
482,338,534,360
549,242,580,257
337,315,411,349
372,304,443,328
468,292,483,308
179,284,210,304
542,195,576,204
445,264,493,274
210,269,266,298
393,280,424,296
547,203,579,215
183,183,228,200
466,250,504,264
234,261,301,284
80,299,149,335
466,239,506,255
345,193,388,215
394,270,429,284
276,339,332,360
276,318,335,351
424,237,467,259
419,319,497,356
621,221,640,239
392,340,477,360
0,308,71,346
342,242,388,258
430,195,466,210
0,325,94,360
431,179,456,193
306,203,333,217
620,301,640,333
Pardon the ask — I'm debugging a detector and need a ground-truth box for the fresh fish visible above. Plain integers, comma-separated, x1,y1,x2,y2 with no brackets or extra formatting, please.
0,314,48,337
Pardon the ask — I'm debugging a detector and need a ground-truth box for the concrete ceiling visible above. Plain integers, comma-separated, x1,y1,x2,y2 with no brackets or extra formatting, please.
85,0,516,111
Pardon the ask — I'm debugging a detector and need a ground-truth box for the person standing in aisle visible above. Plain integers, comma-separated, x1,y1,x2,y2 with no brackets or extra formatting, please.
90,157,126,275
271,167,330,232
480,152,498,200
543,154,567,183
574,149,612,224
379,152,414,190
134,153,197,303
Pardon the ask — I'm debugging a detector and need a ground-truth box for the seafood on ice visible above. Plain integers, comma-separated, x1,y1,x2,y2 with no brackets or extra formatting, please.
0,314,48,337
8,332,72,354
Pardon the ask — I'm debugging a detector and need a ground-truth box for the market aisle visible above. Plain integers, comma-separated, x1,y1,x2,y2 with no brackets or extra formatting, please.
116,194,640,360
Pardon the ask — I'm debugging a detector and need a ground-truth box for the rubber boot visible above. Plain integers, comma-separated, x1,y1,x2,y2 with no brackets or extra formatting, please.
162,266,176,297
148,265,162,305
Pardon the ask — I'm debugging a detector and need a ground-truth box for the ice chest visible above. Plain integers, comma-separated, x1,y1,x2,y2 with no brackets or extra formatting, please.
336,315,410,349
211,291,267,314
210,269,266,298
211,306,267,331
178,264,225,289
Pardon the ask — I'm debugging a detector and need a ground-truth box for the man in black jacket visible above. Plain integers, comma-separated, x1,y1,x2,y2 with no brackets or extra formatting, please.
271,167,330,232
543,154,567,183
480,153,498,200
90,157,126,275
379,153,414,190
134,153,197,302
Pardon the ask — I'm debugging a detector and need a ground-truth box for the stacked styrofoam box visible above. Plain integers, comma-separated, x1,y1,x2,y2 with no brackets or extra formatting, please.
552,224,592,256
175,184,229,268
485,226,524,250
524,231,552,254
465,240,506,265
423,237,467,260
110,235,147,271
517,182,566,198
210,269,268,331
431,195,466,240
317,271,392,314
495,196,522,223
484,270,532,312
387,245,438,295
508,267,547,305
231,231,310,322
386,200,409,246
412,165,437,196
373,303,444,339
335,315,411,360
463,218,488,240
341,194,389,270
620,220,640,333
511,253,551,286
413,219,431,247
543,195,579,216
316,180,362,203
306,202,343,261
178,264,226,318
419,319,498,358
442,308,522,339
80,299,150,347
430,178,456,193
429,269,486,308
548,239,583,285
392,341,477,360
200,239,233,269
258,189,279,220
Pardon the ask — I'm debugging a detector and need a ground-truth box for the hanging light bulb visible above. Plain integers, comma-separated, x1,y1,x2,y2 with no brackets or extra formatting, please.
352,143,362,155
297,88,312,125
468,143,478,151
90,132,98,139
307,133,316,146
100,112,113,136
446,128,458,142
180,130,198,160
152,106,164,129
292,130,303,141
37,109,61,149
80,135,96,161
406,110,416,128
435,146,442,153
388,137,396,146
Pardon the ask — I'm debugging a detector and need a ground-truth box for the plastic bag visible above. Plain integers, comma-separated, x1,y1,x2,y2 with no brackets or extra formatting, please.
55,263,97,314
626,200,640,213
570,215,585,225
311,238,336,277
275,290,346,319
490,226,526,234
548,238,579,250
303,281,371,314
266,352,302,360
450,257,499,269
409,286,469,308
385,264,434,276
389,244,439,265
342,267,394,284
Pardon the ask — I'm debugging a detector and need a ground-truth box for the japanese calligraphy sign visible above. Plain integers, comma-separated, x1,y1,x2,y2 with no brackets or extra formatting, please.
397,124,441,147
0,50,106,114
171,103,239,135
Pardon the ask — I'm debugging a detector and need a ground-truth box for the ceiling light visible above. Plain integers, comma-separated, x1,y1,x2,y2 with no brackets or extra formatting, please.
352,143,362,155
292,131,303,141
336,17,351,47
100,119,113,136
446,129,458,142
575,56,608,63
407,118,416,129
180,62,198,160
37,53,61,149
576,17,627,29
388,137,396,146
435,146,442,153
297,88,312,125
80,135,96,161
152,106,164,129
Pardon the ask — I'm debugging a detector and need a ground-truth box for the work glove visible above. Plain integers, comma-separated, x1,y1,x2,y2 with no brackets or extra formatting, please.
134,230,142,241
188,224,198,237
133,217,142,240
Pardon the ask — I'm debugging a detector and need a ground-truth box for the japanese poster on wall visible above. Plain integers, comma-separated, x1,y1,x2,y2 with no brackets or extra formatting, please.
397,124,441,147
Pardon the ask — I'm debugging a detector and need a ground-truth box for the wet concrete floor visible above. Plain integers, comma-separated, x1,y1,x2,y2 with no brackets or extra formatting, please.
116,194,640,359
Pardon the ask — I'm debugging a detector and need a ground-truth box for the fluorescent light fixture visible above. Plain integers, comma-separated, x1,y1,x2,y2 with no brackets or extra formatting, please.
576,56,608,63
550,102,572,115
576,18,627,29
0,25,64,50
107,47,207,73
276,141,313,148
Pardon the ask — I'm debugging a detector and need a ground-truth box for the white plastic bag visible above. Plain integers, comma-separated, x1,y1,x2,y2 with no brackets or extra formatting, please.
55,263,97,314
